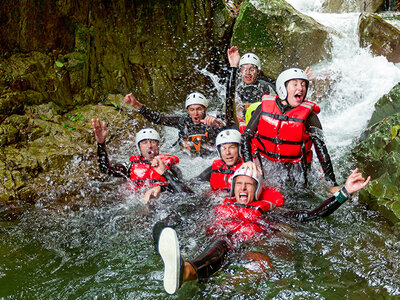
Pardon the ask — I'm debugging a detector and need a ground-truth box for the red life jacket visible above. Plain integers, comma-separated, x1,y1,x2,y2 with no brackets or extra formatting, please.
210,159,243,190
128,154,179,189
207,187,284,241
255,96,320,163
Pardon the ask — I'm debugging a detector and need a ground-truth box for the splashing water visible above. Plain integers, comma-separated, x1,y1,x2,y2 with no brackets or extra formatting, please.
1,3,400,299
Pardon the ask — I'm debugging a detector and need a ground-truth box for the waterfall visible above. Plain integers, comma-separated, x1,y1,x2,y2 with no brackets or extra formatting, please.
287,0,400,170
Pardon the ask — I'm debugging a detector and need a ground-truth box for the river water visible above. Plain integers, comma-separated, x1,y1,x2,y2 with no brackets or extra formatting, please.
1,2,400,299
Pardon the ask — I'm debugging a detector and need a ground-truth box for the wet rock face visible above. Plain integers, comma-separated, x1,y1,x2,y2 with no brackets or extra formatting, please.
322,0,384,13
0,0,234,113
231,0,332,79
353,84,400,225
358,13,400,63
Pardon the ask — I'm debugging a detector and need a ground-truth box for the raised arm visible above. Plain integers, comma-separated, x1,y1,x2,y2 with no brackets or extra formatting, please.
289,169,370,222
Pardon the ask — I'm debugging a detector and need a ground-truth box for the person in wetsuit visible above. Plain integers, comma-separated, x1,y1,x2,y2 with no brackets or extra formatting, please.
196,129,244,191
155,166,370,294
241,68,339,192
124,92,224,157
92,120,186,203
225,46,313,133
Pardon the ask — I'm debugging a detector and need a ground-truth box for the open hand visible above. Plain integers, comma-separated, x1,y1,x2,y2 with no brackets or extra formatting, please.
124,93,143,110
91,118,107,144
344,168,371,194
143,186,162,203
227,46,240,68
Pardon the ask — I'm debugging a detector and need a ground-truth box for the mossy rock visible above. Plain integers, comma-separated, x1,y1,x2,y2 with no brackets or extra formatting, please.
359,13,400,63
368,83,400,127
322,0,383,13
231,0,332,79
353,112,400,224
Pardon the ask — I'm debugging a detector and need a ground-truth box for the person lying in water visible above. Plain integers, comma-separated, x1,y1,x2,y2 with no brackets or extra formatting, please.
124,92,225,157
154,166,370,294
92,120,188,203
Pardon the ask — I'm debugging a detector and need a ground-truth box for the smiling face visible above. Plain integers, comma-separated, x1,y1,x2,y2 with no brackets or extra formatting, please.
220,143,239,167
234,175,257,205
285,79,307,107
139,139,159,160
187,104,206,124
240,64,259,85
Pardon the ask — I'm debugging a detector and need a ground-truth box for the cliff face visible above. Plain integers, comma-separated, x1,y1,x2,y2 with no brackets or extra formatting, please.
0,0,234,113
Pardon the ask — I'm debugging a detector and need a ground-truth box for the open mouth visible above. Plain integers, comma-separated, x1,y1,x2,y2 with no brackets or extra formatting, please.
294,92,303,101
239,192,248,202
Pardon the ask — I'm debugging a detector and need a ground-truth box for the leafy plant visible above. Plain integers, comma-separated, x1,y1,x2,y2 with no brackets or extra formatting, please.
391,125,400,139
64,123,75,130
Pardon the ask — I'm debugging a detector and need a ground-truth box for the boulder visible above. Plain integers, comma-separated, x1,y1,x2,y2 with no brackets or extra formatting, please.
352,84,400,225
322,0,384,13
358,13,400,63
231,0,332,79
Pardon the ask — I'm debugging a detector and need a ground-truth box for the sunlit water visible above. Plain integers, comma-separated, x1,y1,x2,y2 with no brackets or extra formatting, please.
1,2,400,299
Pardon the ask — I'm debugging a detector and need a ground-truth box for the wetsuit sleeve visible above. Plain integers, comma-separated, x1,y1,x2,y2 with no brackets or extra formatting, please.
138,105,181,128
225,67,239,129
306,113,338,186
288,188,350,222
97,142,129,177
241,105,262,162
169,165,183,179
162,169,194,194
195,166,213,182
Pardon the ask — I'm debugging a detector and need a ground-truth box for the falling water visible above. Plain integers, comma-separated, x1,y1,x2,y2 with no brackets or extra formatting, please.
1,1,400,299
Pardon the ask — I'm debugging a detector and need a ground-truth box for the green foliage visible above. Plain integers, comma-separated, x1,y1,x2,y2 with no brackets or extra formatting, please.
63,123,75,130
391,125,400,139
55,60,64,68
66,113,84,122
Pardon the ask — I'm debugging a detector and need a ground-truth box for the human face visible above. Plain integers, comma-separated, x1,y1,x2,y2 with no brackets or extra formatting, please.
286,79,307,107
139,139,159,160
240,64,259,85
220,143,239,167
187,104,206,124
234,175,257,205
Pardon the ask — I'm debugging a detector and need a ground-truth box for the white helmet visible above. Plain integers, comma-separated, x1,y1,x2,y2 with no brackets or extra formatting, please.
239,53,261,69
185,92,208,108
230,166,263,201
276,68,309,100
215,129,242,158
135,128,160,151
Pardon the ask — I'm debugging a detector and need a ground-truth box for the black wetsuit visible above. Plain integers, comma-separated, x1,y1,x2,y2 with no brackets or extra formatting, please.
137,105,222,156
241,100,338,186
227,67,276,121
96,142,185,193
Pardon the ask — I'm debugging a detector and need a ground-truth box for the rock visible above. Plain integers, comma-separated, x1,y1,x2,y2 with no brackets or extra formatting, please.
359,13,400,63
231,0,332,79
353,84,400,225
368,83,400,126
322,0,384,13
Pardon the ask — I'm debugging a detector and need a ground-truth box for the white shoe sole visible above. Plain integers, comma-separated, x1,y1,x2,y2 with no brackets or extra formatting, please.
158,227,181,294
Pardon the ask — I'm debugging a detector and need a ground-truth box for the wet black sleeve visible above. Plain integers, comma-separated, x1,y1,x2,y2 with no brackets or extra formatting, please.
162,169,194,194
306,113,338,186
170,165,183,179
287,190,348,222
241,105,262,162
195,166,213,182
97,142,129,178
225,67,239,129
138,105,181,128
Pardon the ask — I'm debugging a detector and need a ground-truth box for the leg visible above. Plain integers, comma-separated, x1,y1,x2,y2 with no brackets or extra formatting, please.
187,238,231,282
